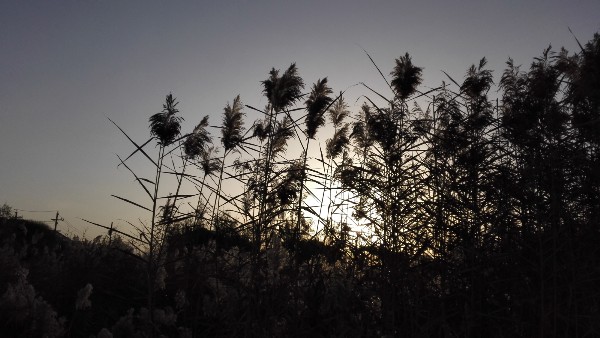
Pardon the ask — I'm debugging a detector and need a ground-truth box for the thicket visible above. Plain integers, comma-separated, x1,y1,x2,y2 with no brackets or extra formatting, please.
1,33,599,337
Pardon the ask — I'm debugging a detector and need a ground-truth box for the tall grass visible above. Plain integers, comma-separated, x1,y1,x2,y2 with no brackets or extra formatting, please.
96,33,600,336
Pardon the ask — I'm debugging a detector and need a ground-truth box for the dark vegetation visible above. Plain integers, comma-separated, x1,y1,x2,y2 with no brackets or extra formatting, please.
1,33,600,337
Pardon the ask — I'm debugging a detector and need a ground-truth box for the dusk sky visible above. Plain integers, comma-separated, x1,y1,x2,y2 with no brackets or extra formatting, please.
1,1,599,238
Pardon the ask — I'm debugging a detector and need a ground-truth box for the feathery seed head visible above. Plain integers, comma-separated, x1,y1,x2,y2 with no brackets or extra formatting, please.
305,77,333,139
261,63,305,112
390,53,423,100
149,93,183,146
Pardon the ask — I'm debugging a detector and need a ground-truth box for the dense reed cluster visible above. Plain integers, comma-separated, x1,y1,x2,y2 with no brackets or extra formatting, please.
1,33,599,337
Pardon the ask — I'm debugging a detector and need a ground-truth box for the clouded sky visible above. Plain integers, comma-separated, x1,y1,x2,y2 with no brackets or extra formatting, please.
1,0,598,237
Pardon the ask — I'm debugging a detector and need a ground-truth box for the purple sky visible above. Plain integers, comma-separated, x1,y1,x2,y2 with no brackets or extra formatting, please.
1,1,599,238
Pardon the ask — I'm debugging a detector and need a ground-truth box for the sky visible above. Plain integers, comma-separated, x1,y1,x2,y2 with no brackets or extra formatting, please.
1,0,599,238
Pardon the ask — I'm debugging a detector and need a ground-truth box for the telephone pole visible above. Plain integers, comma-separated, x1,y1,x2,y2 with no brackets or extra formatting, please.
13,210,23,220
51,211,63,232
108,222,114,244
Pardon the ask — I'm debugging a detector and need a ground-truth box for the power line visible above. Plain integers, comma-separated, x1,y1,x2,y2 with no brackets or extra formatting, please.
63,217,86,238
14,208,56,213
9,206,88,238
63,218,76,230
11,206,118,240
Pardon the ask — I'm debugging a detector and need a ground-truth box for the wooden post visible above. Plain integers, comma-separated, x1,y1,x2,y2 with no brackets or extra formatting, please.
51,211,63,232
108,222,114,244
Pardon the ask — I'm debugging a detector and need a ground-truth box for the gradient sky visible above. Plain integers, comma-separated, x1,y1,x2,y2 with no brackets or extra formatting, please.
1,0,599,238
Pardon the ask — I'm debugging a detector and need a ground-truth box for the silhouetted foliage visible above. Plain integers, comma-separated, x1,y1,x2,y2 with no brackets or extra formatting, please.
149,93,183,146
183,115,211,159
221,95,245,152
262,63,305,112
305,78,333,139
5,33,600,337
390,52,423,100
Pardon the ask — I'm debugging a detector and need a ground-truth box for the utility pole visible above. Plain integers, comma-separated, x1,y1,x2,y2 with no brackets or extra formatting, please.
108,222,114,245
51,211,63,232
